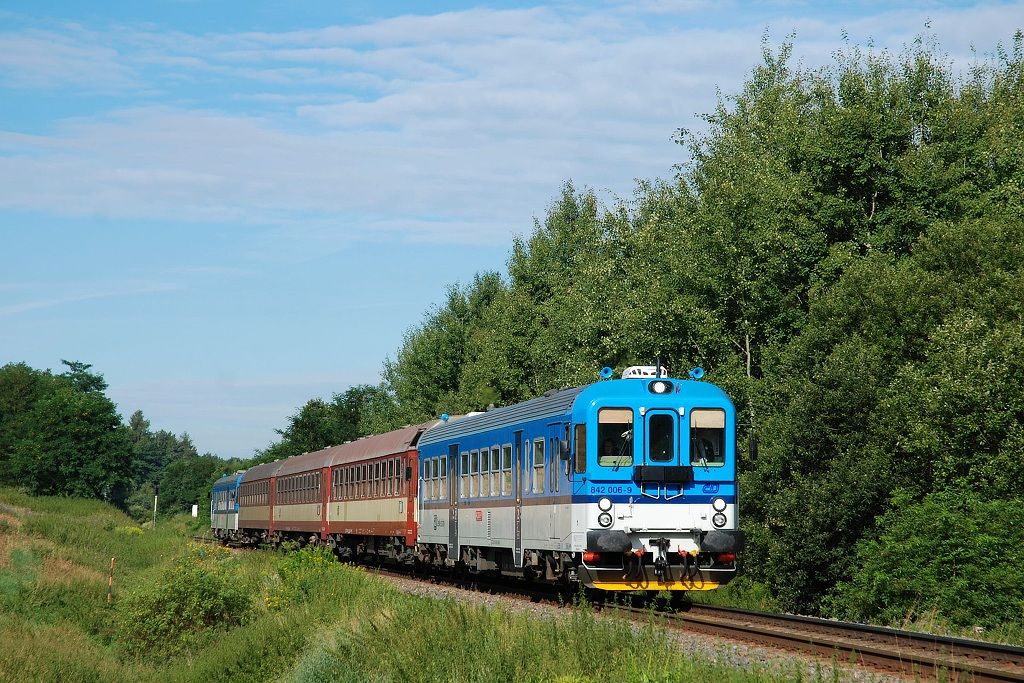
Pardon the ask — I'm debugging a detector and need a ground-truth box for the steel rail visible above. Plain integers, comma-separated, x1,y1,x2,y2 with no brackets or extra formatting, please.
624,603,1024,682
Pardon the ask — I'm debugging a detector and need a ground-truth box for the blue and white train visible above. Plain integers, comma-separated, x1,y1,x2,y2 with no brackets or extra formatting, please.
211,471,244,540
415,366,743,591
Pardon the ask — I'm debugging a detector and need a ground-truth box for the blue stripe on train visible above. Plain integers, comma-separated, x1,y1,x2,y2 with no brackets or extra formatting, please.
573,494,735,505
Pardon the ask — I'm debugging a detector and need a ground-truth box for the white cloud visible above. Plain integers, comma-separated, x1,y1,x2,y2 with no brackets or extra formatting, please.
0,28,138,90
1,2,1023,254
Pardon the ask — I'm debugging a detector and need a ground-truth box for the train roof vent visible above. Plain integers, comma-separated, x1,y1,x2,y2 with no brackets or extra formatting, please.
622,365,668,379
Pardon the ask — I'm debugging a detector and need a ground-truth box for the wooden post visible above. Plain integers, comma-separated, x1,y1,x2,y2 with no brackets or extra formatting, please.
107,557,115,604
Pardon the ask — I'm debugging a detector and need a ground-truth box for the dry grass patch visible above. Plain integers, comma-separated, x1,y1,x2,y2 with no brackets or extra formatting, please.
0,502,28,517
0,512,22,529
39,554,105,585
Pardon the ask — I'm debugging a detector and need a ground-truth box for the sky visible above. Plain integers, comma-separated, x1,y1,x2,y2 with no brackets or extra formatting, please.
2,1,1023,459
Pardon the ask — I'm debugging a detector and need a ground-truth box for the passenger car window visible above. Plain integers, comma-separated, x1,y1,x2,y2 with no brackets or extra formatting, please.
470,450,479,497
533,438,545,493
501,444,512,495
490,447,500,497
480,449,490,497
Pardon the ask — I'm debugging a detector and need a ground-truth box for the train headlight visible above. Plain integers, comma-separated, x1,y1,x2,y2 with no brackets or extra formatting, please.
712,497,727,512
597,497,612,511
648,380,672,394
598,512,613,528
712,512,727,528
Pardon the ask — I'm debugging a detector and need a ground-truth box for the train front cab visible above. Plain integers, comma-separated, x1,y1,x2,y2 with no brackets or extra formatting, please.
571,373,744,591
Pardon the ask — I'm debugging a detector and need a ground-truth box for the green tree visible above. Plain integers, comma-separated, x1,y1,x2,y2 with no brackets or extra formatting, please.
59,359,108,393
829,491,1024,629
380,272,506,423
20,379,132,501
254,384,398,464
0,363,57,484
157,454,224,515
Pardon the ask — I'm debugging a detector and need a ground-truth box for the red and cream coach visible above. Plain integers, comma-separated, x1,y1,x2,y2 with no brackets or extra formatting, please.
236,421,436,562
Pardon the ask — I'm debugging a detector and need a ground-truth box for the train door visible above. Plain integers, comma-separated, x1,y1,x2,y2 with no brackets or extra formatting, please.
547,423,563,539
447,444,459,562
645,409,679,465
513,430,524,568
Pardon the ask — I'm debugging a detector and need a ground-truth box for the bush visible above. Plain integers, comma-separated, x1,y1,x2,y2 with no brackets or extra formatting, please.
829,491,1024,630
116,544,252,656
263,546,338,610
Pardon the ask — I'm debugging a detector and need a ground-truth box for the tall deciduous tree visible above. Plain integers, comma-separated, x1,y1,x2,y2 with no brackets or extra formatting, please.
0,361,132,503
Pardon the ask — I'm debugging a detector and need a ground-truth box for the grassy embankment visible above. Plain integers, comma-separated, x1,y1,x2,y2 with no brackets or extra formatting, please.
0,489,839,682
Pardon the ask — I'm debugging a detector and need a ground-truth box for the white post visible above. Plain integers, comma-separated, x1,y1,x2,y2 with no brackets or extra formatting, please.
152,494,158,529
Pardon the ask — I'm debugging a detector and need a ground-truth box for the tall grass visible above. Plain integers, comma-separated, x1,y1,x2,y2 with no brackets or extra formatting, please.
282,571,787,683
0,490,805,682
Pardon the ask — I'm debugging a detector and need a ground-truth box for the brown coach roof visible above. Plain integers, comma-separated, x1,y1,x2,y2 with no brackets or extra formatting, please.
274,448,335,477
327,421,438,468
239,459,285,483
242,421,440,480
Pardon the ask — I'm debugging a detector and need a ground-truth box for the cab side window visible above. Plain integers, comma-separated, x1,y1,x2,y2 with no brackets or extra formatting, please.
690,409,726,466
598,408,633,467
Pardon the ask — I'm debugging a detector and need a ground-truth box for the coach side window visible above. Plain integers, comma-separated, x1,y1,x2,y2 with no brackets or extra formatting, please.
437,458,442,498
489,447,499,497
437,458,444,499
470,450,479,497
533,438,545,493
484,449,494,497
433,459,440,500
460,452,469,498
477,450,484,497
426,458,433,501
501,444,512,495
439,457,447,500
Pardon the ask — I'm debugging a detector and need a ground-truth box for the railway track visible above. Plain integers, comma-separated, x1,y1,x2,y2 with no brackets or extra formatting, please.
623,603,1024,682
361,563,1024,681
194,537,1024,681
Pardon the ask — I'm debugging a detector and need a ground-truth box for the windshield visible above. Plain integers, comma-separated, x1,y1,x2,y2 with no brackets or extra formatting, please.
598,408,633,467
